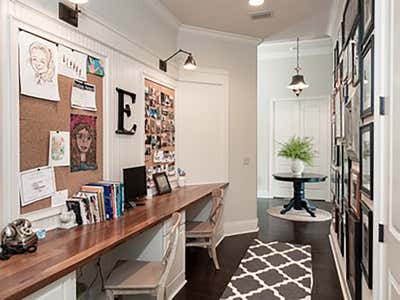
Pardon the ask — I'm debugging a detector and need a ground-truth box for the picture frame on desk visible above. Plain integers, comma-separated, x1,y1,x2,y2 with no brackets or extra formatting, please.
361,36,374,119
360,123,374,199
153,172,172,195
346,210,362,300
361,201,373,289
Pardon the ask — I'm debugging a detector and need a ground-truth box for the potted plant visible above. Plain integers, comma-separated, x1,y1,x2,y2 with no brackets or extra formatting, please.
278,136,314,176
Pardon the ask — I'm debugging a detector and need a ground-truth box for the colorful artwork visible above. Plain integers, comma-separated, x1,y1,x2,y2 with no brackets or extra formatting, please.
19,31,60,101
49,131,70,167
58,45,87,81
87,56,105,77
70,114,97,172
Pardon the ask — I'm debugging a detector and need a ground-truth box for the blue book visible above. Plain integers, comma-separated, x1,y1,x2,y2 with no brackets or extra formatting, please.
88,183,114,220
99,181,122,218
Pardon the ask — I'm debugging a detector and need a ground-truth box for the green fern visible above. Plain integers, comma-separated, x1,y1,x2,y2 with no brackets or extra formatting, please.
277,136,315,166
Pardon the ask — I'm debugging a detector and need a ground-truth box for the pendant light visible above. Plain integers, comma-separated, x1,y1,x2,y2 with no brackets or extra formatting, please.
287,38,309,96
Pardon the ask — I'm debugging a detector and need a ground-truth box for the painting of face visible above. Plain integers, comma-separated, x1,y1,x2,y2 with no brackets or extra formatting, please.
29,42,55,85
70,114,97,172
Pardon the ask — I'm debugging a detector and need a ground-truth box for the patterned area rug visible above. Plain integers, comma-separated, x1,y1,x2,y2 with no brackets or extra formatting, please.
220,240,313,300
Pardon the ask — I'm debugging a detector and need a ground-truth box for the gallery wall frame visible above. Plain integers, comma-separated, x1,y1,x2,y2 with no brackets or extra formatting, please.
343,150,351,206
351,20,361,87
338,213,345,256
360,122,374,200
360,35,374,119
361,201,373,289
346,210,362,300
362,0,374,45
343,0,360,48
349,168,361,218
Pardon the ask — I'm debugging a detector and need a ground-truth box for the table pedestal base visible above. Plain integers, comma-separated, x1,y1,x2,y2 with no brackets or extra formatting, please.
280,182,316,217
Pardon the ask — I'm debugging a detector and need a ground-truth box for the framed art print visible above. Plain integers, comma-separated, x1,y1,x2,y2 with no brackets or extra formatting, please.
361,35,374,119
362,0,374,44
343,0,359,47
351,21,360,86
360,123,374,199
343,150,351,206
338,214,345,256
349,86,361,161
346,210,362,300
361,201,373,289
344,100,353,150
349,168,361,218
153,172,172,195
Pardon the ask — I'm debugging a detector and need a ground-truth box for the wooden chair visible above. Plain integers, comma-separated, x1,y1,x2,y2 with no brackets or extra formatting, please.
186,188,224,270
104,212,182,300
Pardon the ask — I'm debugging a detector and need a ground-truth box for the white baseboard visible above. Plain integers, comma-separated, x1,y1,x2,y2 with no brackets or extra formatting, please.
223,218,259,237
328,228,351,300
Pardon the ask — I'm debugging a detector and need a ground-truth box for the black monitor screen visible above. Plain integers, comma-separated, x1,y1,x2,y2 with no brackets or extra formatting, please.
123,166,147,201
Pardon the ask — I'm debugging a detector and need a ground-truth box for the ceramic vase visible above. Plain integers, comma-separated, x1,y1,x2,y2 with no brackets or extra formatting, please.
291,159,304,176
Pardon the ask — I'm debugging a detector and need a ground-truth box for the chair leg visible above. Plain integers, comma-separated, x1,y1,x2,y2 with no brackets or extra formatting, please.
105,289,114,300
211,239,220,270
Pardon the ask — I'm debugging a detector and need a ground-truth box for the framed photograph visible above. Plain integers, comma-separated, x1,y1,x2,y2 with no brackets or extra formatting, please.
361,201,373,289
343,0,359,47
343,46,350,83
360,123,374,199
348,86,361,161
344,100,353,148
351,22,360,86
153,172,172,195
349,169,361,218
334,205,340,233
330,167,337,194
361,36,374,119
338,214,345,256
346,210,362,300
362,0,374,44
343,150,351,206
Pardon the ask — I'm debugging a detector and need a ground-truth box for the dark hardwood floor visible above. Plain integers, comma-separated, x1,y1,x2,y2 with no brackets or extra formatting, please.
175,198,343,300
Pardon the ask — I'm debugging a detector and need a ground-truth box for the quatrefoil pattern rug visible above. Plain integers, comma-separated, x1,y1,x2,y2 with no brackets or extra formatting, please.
220,240,313,300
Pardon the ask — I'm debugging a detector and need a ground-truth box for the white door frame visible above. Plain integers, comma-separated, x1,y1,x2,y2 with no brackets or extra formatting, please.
268,95,330,199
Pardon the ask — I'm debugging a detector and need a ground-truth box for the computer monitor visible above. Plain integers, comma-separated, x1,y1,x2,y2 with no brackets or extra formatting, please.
123,166,147,206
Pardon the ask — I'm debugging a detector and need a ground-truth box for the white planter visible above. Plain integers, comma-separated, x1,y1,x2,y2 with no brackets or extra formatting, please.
291,159,305,176
178,176,186,187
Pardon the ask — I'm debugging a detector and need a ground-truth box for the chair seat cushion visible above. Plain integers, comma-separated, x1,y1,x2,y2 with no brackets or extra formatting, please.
186,221,213,236
105,260,165,290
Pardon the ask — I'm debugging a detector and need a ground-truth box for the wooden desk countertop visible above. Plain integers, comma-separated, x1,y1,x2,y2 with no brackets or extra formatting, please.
0,183,228,300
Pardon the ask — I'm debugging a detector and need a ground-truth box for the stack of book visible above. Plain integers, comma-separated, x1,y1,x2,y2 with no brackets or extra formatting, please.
66,181,125,226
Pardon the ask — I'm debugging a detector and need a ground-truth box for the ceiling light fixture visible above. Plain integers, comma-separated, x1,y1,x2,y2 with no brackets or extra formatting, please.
248,0,264,7
287,37,309,96
58,0,88,27
159,49,197,72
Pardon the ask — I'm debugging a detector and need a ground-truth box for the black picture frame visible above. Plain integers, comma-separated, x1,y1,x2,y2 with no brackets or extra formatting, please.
343,150,351,207
351,19,361,87
361,201,373,289
346,210,362,300
361,35,374,119
349,168,361,218
338,214,345,256
343,0,359,47
153,172,172,195
362,0,374,45
360,123,374,199
348,86,361,161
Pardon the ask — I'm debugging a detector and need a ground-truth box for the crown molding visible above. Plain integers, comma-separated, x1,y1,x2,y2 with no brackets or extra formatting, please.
179,24,262,45
258,37,333,60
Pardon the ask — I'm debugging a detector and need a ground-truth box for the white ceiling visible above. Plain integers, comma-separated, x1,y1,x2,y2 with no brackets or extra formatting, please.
161,0,334,41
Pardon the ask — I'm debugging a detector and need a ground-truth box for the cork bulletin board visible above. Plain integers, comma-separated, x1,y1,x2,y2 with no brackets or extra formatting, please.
144,79,176,188
19,74,103,214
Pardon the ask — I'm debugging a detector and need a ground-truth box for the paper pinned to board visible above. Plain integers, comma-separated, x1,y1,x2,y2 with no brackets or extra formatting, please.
18,166,56,206
51,189,68,208
58,45,87,81
49,131,70,167
71,80,97,111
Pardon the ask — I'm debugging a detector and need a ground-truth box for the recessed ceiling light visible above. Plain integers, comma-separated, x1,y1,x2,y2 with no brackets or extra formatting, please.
249,0,264,6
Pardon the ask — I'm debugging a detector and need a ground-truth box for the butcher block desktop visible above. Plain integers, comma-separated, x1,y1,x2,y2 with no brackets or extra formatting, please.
0,183,228,300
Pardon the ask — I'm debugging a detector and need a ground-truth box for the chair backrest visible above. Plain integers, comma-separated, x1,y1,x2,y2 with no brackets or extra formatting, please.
209,188,224,232
159,212,181,288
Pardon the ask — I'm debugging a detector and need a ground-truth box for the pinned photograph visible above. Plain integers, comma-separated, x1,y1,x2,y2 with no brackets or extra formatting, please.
49,131,70,167
58,45,87,81
70,114,97,172
19,31,60,101
87,56,105,77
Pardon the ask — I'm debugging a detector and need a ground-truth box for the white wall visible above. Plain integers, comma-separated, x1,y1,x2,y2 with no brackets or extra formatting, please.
177,26,259,233
257,39,332,197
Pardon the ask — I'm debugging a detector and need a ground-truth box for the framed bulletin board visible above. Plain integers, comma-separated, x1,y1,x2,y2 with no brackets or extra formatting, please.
19,73,103,214
144,79,176,189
